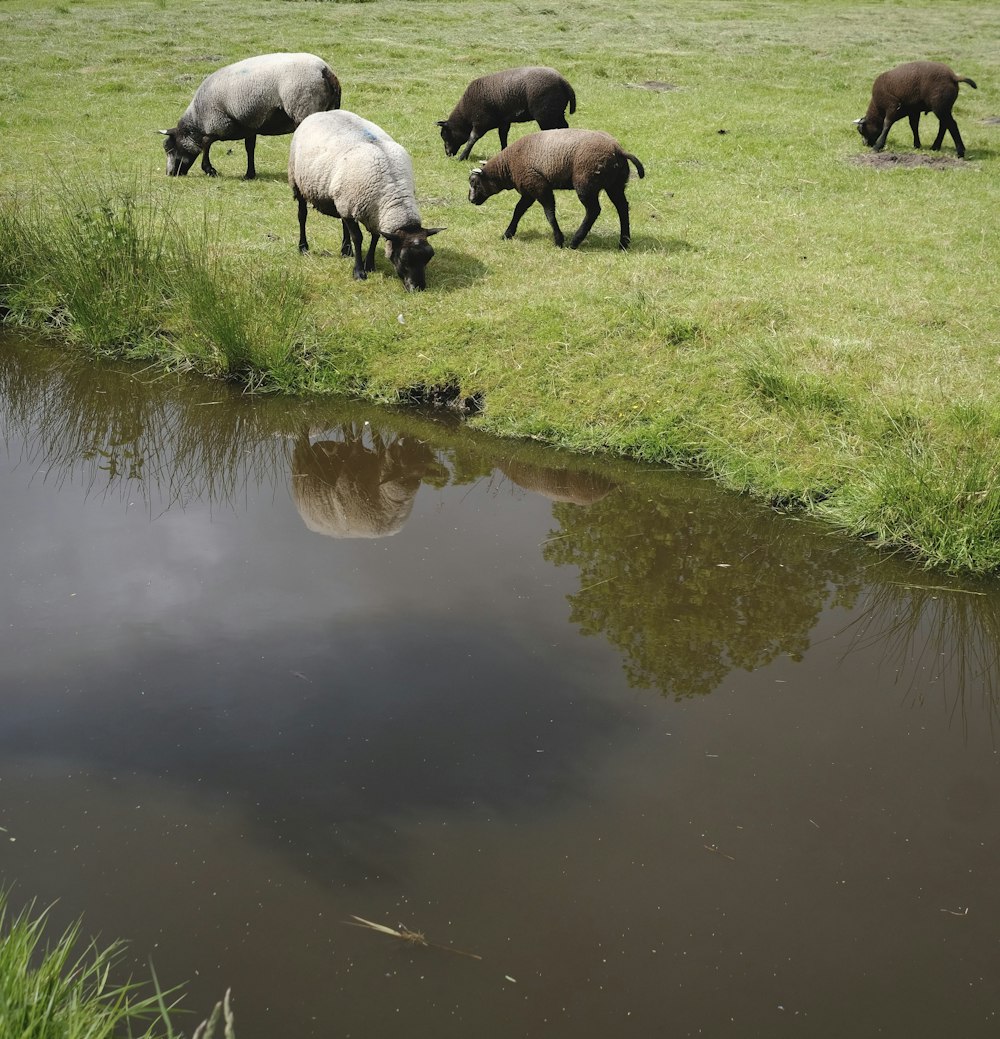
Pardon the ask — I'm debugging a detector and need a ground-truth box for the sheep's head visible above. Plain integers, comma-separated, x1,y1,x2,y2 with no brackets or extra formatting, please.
383,227,444,293
468,168,499,206
436,119,466,158
159,127,200,176
854,116,879,147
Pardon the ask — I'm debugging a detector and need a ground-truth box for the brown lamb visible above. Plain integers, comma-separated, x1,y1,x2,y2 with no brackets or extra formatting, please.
856,60,978,158
468,129,645,251
437,66,576,161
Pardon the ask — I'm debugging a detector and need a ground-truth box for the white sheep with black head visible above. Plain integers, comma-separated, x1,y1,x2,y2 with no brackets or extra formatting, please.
160,52,341,179
288,110,444,292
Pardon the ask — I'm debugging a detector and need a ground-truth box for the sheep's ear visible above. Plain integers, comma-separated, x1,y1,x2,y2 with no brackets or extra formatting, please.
157,129,172,136
424,227,445,237
436,120,448,128
852,118,864,125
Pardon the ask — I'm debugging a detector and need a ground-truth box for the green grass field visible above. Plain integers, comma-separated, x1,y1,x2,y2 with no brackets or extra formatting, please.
1,0,998,571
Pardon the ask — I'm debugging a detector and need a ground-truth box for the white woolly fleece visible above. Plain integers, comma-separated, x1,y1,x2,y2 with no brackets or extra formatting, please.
288,111,422,235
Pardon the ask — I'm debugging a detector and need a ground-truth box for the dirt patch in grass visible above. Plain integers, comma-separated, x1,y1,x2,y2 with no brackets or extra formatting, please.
627,81,678,92
849,152,969,170
980,116,1000,125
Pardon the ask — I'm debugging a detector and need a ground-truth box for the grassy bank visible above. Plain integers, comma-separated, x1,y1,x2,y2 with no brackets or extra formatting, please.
0,0,998,571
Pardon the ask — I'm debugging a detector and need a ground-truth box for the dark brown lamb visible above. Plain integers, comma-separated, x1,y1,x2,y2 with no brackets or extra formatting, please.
856,60,978,158
468,129,645,251
437,66,576,161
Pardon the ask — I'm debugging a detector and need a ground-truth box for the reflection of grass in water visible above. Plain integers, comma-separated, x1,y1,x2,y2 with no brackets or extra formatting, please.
840,581,1000,741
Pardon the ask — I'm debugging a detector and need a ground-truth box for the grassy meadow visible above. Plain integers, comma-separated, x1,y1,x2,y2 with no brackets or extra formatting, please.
0,0,998,571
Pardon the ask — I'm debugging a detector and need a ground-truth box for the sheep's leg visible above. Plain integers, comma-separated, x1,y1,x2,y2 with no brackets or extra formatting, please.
497,122,511,150
569,191,601,250
538,189,565,248
364,231,380,273
340,221,353,257
606,186,632,250
873,111,899,152
503,193,536,241
908,113,922,149
344,219,367,280
457,130,480,161
948,119,967,159
243,135,258,180
200,139,219,177
296,196,310,253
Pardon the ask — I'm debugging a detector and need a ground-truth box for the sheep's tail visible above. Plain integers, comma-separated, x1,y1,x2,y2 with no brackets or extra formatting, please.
566,82,577,115
624,152,645,179
323,65,343,109
955,75,978,90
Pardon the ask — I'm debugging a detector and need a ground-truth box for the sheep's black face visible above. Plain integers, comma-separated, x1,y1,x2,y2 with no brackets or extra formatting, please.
468,171,494,205
161,130,198,176
437,120,465,158
856,118,880,147
386,229,444,293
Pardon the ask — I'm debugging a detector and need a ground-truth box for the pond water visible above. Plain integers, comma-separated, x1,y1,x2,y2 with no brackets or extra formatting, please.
1,334,999,1038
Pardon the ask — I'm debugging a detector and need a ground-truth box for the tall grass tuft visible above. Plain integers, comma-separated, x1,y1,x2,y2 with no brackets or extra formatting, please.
0,179,172,353
0,181,311,390
170,232,308,389
0,890,177,1039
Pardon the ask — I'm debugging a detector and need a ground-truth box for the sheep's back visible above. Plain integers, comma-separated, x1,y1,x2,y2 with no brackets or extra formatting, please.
194,53,335,130
507,129,621,186
472,66,566,112
290,111,419,232
873,61,960,108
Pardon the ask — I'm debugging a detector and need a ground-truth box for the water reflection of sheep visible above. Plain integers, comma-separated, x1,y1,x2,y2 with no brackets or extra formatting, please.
499,458,615,506
291,425,440,538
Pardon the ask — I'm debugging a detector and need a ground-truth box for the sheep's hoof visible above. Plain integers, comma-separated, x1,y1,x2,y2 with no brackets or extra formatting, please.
619,239,631,251
298,244,310,254
242,172,257,181
341,245,354,258
205,168,219,178
352,269,367,281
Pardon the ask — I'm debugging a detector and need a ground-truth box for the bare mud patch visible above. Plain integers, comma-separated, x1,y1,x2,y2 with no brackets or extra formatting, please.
849,152,969,170
980,116,1000,125
627,81,678,92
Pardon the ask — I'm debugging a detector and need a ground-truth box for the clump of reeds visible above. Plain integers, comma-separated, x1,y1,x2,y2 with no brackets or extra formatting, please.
0,178,310,391
0,889,178,1039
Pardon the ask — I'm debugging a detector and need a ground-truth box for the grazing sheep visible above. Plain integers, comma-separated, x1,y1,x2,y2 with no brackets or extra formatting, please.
288,110,444,292
855,60,978,158
160,52,341,178
468,129,645,250
437,66,576,160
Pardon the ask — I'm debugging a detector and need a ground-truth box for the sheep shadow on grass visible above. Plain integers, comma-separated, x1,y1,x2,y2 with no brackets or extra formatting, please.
298,243,488,295
499,227,691,255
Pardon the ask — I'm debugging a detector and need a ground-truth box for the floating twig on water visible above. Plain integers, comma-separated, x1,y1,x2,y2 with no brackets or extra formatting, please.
346,915,483,960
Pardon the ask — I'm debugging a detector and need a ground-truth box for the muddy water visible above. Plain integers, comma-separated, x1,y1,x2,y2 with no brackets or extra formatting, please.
1,334,999,1038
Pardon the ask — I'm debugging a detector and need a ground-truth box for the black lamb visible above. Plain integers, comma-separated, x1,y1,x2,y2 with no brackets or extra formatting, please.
437,66,576,161
856,60,978,158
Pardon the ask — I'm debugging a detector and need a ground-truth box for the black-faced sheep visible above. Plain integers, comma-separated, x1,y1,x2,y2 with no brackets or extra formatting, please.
160,52,342,178
288,110,444,292
437,66,576,161
856,60,978,158
468,129,645,250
